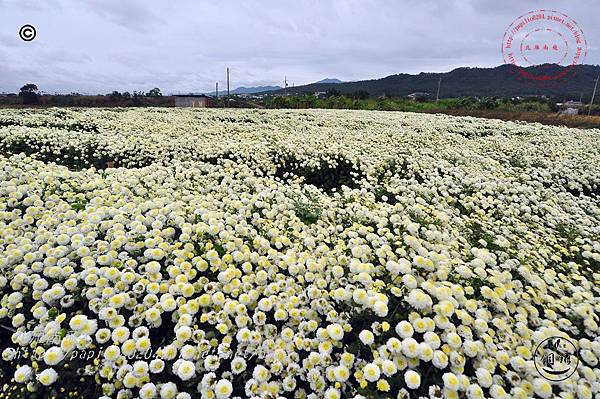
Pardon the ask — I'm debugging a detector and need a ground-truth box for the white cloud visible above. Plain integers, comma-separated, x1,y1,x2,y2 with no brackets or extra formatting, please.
82,0,163,33
0,0,597,94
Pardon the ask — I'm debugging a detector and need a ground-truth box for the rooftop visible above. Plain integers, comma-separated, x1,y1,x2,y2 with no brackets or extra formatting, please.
173,94,213,98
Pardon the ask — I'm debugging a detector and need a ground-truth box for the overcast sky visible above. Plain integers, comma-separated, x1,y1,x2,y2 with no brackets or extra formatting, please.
0,0,598,94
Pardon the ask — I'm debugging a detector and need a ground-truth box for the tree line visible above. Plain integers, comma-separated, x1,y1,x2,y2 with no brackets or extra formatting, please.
262,91,563,114
0,84,171,107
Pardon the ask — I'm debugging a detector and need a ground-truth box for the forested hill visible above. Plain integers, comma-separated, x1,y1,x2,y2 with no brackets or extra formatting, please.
266,64,600,100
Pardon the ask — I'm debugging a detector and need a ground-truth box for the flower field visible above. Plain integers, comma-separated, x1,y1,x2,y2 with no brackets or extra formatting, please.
0,107,599,399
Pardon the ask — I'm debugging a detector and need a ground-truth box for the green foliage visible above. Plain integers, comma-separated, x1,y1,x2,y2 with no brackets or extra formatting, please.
146,88,163,97
349,90,370,100
555,222,580,242
292,192,322,225
47,307,59,319
19,84,38,94
19,83,39,105
263,93,556,115
265,64,600,102
70,198,88,211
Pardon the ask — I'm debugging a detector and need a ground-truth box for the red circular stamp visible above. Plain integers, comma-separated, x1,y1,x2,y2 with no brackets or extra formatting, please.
501,10,587,85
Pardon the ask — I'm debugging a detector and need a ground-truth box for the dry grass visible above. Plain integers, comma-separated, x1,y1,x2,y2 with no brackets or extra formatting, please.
427,109,600,129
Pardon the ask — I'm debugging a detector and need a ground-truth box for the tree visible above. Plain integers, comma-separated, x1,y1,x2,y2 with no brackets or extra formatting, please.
325,87,340,98
146,88,162,97
108,91,122,103
20,83,38,93
478,97,498,109
19,83,39,105
350,90,369,100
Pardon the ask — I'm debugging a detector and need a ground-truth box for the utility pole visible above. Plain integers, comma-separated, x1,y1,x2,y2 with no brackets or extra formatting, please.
284,76,288,96
589,75,599,116
216,82,219,107
226,68,230,97
435,76,442,103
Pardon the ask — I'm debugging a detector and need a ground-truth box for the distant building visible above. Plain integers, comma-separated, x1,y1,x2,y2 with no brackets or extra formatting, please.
314,91,327,99
239,93,264,99
173,94,215,108
559,107,579,115
407,92,430,101
556,100,583,115
513,94,548,101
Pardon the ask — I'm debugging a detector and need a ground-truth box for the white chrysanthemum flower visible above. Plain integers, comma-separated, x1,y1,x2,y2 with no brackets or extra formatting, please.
442,372,460,391
381,359,397,377
0,107,599,399
373,301,388,317
139,382,157,399
396,320,414,338
43,346,65,366
150,359,165,374
532,378,552,399
363,363,380,382
37,368,58,386
231,356,247,374
14,365,33,383
175,360,196,381
359,330,374,345
401,337,420,358
159,382,178,398
466,383,484,399
210,378,231,399
69,314,88,331
326,323,344,341
407,289,432,310
252,365,270,382
333,365,350,382
404,370,421,389
324,387,341,399
475,368,493,388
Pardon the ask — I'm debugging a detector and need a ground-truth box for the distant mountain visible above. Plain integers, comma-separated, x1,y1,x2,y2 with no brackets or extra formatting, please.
264,64,600,100
230,85,281,95
207,85,281,96
314,78,343,84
